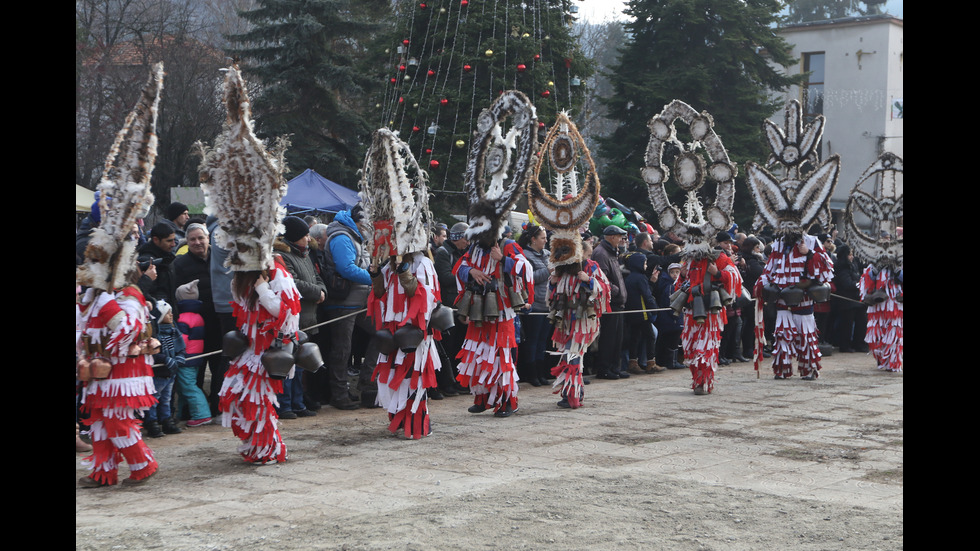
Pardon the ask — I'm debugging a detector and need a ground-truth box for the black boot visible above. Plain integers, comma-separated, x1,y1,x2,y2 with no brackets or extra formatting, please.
162,418,183,435
144,420,165,438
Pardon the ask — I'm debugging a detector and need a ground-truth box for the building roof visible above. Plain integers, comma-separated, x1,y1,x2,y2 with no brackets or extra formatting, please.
779,13,903,33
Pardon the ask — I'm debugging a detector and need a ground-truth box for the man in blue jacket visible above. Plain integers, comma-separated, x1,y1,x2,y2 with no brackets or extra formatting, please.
317,206,374,410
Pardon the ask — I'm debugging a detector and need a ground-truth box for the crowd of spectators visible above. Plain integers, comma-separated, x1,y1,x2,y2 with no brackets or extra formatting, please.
76,201,873,448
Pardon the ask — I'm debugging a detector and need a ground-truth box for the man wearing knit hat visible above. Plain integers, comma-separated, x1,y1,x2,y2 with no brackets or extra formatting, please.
274,215,326,418
165,201,190,250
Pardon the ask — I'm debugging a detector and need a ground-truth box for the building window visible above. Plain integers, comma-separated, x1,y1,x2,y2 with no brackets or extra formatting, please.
802,52,825,124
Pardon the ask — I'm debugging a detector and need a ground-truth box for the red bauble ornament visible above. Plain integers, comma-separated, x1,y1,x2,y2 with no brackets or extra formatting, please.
461,0,468,6
390,77,397,83
403,39,410,46
429,160,440,169
463,64,473,73
398,97,404,103
534,54,541,61
425,148,433,154
427,69,436,77
440,98,449,105
413,126,421,132
541,90,551,98
399,64,406,72
420,2,427,8
517,63,527,72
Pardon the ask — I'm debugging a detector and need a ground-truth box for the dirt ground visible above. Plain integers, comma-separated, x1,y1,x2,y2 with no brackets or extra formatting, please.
75,350,902,551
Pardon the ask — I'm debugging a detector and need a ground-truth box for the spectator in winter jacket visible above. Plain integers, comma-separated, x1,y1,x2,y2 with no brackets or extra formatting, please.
146,300,185,438
174,280,213,427
654,263,686,370
272,216,326,418
623,252,661,374
591,225,628,379
316,207,374,410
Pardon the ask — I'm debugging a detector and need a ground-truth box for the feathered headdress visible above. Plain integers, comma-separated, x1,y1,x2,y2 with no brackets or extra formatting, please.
527,110,600,269
641,100,737,259
197,64,290,271
358,128,433,259
464,90,538,247
745,100,841,237
76,62,163,291
843,152,903,270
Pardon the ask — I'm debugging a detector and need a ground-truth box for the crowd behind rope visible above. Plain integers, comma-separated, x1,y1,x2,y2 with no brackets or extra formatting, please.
75,200,884,451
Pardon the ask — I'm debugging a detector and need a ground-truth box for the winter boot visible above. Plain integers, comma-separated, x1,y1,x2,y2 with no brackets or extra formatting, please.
645,359,665,373
144,420,165,438
627,358,644,375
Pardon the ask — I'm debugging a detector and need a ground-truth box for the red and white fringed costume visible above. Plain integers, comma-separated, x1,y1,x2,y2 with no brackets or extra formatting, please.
453,240,533,414
678,254,743,393
77,286,158,486
860,266,903,372
367,254,442,438
219,256,301,463
548,260,610,408
753,235,834,379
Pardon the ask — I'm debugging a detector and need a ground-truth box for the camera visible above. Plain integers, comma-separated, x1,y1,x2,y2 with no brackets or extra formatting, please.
138,257,164,272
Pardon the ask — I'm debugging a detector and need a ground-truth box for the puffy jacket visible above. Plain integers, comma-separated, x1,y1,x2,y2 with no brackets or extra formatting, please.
321,210,371,310
176,300,206,369
522,246,551,312
591,238,626,308
623,252,658,324
275,237,327,333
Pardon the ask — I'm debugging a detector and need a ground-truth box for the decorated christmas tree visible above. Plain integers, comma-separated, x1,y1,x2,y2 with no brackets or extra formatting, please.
375,0,592,216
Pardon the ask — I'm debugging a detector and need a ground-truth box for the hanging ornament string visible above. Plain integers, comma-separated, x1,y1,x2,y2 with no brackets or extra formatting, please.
425,1,459,168
402,6,439,148
434,0,468,192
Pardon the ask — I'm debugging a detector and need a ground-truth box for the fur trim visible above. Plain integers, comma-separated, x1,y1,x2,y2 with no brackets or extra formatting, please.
527,111,599,267
746,100,840,236
197,65,290,272
464,91,538,246
641,100,736,249
358,128,432,259
77,63,162,291
843,153,903,271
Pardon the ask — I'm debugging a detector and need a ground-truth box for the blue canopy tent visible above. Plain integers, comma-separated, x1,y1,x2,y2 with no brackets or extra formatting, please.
281,169,360,215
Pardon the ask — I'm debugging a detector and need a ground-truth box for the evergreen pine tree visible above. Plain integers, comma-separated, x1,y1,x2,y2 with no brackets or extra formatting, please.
228,0,391,187
375,0,592,217
599,0,803,228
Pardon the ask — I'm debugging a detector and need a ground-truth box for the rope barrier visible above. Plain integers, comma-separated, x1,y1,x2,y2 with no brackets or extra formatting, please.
176,293,868,365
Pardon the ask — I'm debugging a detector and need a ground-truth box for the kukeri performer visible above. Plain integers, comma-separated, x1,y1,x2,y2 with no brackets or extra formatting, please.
753,233,834,380
526,111,609,409
675,235,743,393
547,240,610,408
846,153,904,373
76,63,164,487
641,100,740,395
219,262,301,462
745,100,840,380
360,128,446,438
197,64,305,463
454,91,538,418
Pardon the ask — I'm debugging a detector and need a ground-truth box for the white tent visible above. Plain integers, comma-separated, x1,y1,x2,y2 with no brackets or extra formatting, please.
76,185,95,212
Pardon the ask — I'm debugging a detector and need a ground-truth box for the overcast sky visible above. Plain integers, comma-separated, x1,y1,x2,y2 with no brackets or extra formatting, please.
575,0,904,24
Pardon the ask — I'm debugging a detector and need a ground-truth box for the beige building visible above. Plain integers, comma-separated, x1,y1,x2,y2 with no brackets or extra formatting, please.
775,14,903,218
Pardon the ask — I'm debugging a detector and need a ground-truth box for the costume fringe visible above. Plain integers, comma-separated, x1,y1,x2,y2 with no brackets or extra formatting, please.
681,311,723,393
218,262,298,464
860,266,904,372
